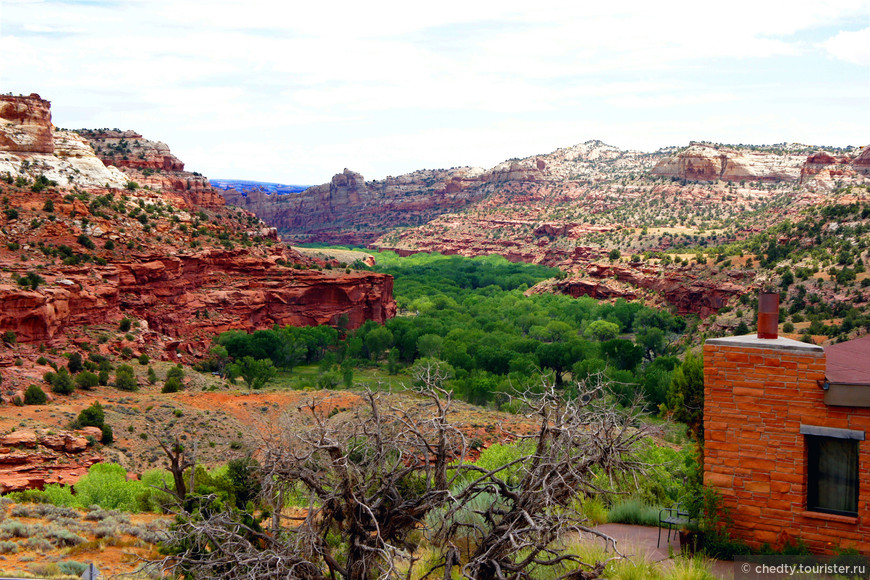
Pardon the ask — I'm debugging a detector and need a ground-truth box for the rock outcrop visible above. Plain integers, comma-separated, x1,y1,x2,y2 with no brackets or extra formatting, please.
0,429,102,493
222,167,490,244
0,94,128,188
79,129,226,209
853,146,870,174
650,143,807,182
0,94,54,154
0,248,395,347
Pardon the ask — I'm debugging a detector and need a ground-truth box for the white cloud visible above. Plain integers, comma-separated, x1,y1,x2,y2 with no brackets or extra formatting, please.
819,27,870,65
1,0,868,183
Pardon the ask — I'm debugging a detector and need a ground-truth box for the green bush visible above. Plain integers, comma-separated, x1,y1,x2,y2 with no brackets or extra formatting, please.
46,368,75,395
162,376,183,393
77,401,105,428
138,354,150,365
67,352,83,373
147,366,157,384
24,385,47,405
73,463,142,511
114,364,137,391
74,371,100,390
119,317,132,332
100,424,113,444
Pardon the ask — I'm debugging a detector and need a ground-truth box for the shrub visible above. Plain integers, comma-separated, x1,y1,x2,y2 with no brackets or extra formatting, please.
138,353,150,365
100,424,113,444
0,540,18,553
74,463,142,511
77,401,105,428
16,271,44,290
76,234,96,249
24,385,47,405
67,351,83,373
119,317,132,332
104,239,115,250
114,364,137,391
147,366,157,384
75,371,99,390
46,368,75,395
166,365,185,381
162,376,183,393
1,330,15,345
98,370,109,386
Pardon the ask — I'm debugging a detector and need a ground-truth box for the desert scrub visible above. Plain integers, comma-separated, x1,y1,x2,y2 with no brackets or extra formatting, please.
44,524,86,547
22,536,53,552
0,518,35,539
0,540,18,553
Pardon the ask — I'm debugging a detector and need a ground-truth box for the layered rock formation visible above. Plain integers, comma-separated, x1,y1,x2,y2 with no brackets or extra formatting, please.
0,94,128,188
0,94,54,154
0,95,397,352
0,247,395,350
650,143,808,182
79,129,226,209
222,167,490,245
0,429,102,493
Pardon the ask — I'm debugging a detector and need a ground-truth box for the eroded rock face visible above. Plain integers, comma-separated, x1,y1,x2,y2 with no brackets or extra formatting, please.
221,167,491,244
0,248,396,345
0,94,54,154
0,94,129,188
650,143,806,182
854,146,870,173
0,429,101,493
79,129,226,209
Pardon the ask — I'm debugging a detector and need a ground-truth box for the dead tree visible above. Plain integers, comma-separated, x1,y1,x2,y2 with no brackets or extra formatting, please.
157,366,651,580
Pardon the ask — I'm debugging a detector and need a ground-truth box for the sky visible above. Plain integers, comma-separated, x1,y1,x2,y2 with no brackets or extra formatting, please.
1,0,869,184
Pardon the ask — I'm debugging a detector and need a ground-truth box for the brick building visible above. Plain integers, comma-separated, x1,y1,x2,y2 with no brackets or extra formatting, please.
704,324,870,554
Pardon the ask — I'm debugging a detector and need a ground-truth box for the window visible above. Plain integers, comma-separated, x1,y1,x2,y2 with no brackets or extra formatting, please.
804,431,860,517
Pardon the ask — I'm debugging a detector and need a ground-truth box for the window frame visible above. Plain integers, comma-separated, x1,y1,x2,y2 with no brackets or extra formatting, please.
800,424,863,518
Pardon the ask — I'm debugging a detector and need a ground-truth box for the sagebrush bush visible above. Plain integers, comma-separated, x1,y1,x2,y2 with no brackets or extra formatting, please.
607,497,661,526
0,540,18,553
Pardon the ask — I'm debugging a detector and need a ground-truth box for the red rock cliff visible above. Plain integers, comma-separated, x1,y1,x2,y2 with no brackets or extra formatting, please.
0,248,395,345
0,93,55,154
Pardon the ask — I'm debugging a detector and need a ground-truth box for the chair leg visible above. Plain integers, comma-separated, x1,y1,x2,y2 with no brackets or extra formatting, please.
657,524,662,548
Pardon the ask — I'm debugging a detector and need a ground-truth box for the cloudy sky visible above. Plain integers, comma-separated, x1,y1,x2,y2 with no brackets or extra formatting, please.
1,0,868,184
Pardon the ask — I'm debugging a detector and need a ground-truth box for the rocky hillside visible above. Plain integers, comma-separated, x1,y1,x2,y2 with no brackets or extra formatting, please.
219,138,869,319
0,93,396,369
77,129,227,209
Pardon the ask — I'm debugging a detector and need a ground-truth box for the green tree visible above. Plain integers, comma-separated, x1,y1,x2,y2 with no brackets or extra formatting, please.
665,352,705,441
416,334,443,358
364,326,393,361
584,319,620,342
229,356,276,391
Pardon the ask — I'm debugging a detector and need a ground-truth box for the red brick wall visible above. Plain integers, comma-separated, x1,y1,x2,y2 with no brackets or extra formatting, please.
704,338,870,554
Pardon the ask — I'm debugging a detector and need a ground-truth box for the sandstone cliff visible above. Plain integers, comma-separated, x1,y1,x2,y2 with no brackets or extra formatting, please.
0,94,129,189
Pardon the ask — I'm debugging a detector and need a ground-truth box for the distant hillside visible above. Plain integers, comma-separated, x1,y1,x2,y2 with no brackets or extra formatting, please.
211,179,310,195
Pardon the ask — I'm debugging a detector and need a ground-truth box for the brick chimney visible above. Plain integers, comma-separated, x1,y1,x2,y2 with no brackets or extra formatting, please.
757,291,779,339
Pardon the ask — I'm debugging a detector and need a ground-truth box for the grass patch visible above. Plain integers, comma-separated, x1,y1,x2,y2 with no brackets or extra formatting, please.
607,497,661,527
